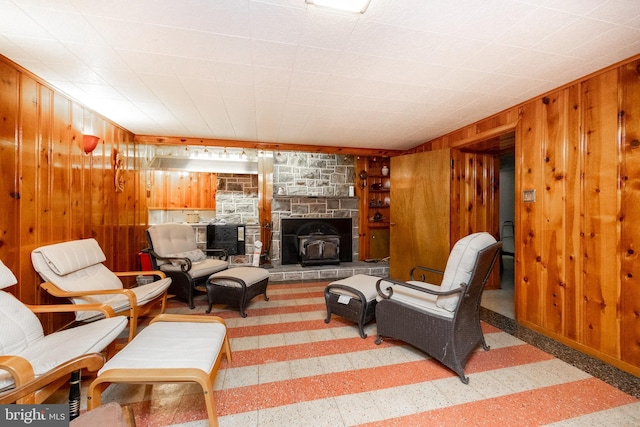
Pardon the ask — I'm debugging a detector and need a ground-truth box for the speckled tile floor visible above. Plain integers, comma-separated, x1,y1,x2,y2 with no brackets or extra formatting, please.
48,277,640,426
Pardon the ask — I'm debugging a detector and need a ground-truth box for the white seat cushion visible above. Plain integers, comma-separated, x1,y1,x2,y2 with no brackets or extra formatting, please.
98,321,226,374
327,274,382,302
0,291,127,389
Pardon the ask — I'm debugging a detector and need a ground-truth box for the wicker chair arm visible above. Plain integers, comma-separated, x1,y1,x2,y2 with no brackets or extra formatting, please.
410,265,444,281
148,249,193,272
376,277,466,300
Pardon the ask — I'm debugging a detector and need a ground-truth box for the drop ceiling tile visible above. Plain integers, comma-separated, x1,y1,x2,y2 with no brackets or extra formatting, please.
210,62,254,85
143,74,194,105
249,1,305,44
500,7,579,49
1,0,51,39
285,87,324,105
251,40,297,69
568,26,640,61
253,66,292,87
365,0,477,35
541,0,608,15
292,46,342,73
454,0,539,42
74,82,126,100
533,16,615,55
288,70,330,91
461,43,527,73
254,85,289,103
298,7,358,50
16,5,105,45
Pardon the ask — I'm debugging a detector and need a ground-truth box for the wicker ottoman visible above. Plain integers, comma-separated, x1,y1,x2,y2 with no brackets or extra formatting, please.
324,274,382,338
205,267,270,317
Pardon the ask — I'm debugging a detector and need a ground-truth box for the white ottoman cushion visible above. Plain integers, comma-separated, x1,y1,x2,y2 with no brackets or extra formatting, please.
208,267,269,288
328,274,382,302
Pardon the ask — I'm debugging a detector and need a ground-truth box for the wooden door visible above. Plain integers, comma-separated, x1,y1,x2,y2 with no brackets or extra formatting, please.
389,149,451,280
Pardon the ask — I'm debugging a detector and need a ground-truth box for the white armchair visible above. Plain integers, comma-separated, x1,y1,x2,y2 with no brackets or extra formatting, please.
0,259,127,417
31,238,171,342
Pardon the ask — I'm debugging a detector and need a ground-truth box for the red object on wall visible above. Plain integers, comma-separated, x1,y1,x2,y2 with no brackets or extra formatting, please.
138,251,152,271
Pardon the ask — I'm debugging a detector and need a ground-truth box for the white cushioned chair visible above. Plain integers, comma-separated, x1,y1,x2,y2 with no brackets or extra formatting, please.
0,259,127,416
146,223,229,309
31,238,171,342
374,232,502,384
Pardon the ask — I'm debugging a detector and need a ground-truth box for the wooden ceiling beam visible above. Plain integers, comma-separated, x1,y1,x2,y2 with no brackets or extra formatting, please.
133,135,402,157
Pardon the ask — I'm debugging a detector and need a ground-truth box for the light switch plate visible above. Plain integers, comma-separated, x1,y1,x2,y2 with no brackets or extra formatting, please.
523,189,536,202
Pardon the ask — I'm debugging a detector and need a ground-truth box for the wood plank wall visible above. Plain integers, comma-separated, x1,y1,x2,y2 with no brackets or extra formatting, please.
0,57,147,334
148,171,216,209
410,55,640,376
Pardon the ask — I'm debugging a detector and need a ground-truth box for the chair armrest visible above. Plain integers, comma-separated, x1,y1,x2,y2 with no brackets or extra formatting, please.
376,277,466,300
148,249,193,272
0,353,104,404
0,355,34,390
26,302,117,318
204,248,229,261
410,265,444,281
114,270,167,279
40,282,138,308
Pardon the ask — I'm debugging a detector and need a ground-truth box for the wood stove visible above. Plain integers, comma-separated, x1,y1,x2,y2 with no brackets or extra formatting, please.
281,218,352,266
298,233,340,266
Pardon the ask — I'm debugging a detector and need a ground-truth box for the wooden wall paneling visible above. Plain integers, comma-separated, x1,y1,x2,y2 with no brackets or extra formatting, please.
90,123,106,254
70,102,84,241
456,151,500,289
36,86,53,253
563,84,583,342
581,69,621,356
52,93,71,243
619,59,640,367
0,61,19,285
516,100,544,324
449,149,462,246
18,75,39,304
258,155,273,256
101,129,115,270
540,90,568,334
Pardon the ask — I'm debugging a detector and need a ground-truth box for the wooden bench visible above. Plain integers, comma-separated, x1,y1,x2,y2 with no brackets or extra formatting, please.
87,314,231,426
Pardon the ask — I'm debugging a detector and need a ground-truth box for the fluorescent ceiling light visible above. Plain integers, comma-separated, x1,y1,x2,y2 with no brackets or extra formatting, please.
306,0,371,13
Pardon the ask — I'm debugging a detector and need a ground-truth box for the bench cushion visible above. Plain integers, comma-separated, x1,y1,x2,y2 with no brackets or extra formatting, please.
98,321,226,375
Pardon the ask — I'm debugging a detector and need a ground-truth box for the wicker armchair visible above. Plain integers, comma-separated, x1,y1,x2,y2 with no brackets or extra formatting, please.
375,232,501,384
146,223,229,309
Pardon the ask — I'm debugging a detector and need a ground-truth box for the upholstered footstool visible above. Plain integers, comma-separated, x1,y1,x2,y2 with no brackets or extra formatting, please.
87,314,231,427
324,274,382,338
205,266,270,317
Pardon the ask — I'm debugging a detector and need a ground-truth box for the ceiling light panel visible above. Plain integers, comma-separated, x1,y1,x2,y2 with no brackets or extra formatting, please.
306,0,372,14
